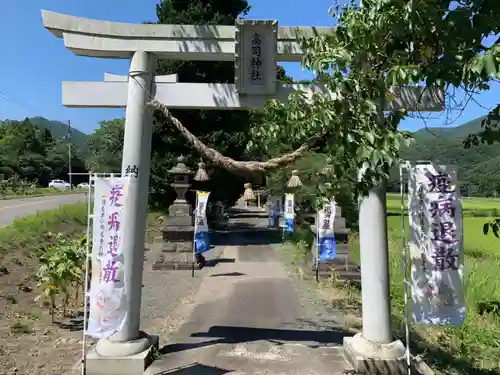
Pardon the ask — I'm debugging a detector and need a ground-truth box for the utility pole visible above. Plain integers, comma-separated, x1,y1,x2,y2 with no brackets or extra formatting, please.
68,120,72,189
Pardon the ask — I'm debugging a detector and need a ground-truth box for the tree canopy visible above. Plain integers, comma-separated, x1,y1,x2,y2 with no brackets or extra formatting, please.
88,0,295,209
392,117,500,196
0,118,87,186
151,0,500,206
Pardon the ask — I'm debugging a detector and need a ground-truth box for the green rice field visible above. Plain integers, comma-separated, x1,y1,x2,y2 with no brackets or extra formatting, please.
386,193,500,217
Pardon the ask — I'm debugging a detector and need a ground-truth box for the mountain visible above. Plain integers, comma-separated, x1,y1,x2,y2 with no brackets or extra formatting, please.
29,117,89,151
397,116,500,195
412,116,486,140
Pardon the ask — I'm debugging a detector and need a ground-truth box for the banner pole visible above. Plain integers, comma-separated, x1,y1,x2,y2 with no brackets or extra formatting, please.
81,172,95,375
400,163,411,375
282,194,289,243
192,192,198,278
282,213,285,243
315,209,320,283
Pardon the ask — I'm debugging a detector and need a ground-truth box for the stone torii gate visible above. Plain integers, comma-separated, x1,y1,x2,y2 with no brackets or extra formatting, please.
42,10,443,375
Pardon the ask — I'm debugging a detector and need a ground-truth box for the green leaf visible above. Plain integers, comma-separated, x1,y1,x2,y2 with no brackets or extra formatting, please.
366,132,375,144
483,223,489,235
493,224,499,238
483,54,497,77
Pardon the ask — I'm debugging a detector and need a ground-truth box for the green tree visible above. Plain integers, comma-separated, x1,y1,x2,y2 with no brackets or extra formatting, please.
86,118,124,173
151,0,256,209
0,118,87,186
88,0,294,210
266,152,359,228
151,0,500,208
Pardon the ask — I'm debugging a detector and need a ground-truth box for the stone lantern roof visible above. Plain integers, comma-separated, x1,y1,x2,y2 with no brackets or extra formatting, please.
168,155,192,175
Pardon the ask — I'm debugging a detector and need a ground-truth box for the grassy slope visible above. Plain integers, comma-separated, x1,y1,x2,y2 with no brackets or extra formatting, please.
0,203,88,255
0,203,162,326
0,203,163,375
412,115,485,141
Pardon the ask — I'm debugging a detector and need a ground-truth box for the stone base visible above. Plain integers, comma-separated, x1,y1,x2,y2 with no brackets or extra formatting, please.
312,255,356,272
153,260,201,270
305,254,361,285
168,199,192,216
152,251,200,270
162,226,194,243
154,240,192,253
86,334,159,375
343,333,408,375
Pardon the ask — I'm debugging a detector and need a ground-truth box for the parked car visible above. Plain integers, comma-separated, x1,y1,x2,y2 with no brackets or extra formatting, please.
77,182,90,189
48,179,71,190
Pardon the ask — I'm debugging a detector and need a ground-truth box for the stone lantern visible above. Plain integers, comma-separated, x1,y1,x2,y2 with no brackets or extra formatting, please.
152,156,196,270
169,155,192,212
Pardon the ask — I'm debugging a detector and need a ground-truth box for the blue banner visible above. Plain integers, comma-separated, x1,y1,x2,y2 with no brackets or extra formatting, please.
317,200,337,261
269,196,281,228
194,191,210,254
318,236,336,261
284,194,294,234
284,218,294,233
195,231,210,254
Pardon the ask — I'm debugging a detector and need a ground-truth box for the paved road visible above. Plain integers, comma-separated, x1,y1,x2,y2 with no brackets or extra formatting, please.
0,194,86,227
145,239,352,375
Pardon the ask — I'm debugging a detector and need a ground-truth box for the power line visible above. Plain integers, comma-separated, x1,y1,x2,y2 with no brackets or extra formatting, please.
0,87,40,113
0,86,77,187
0,90,31,111
0,85,70,127
0,85,75,135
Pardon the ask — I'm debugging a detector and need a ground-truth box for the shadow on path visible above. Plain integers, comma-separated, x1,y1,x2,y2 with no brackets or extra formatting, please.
211,228,282,246
210,206,282,246
159,325,349,355
154,363,231,375
210,272,246,277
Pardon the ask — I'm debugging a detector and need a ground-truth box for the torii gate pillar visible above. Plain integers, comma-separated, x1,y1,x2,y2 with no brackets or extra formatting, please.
87,51,159,375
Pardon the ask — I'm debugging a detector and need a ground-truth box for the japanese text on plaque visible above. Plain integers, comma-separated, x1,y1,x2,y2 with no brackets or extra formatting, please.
250,32,262,82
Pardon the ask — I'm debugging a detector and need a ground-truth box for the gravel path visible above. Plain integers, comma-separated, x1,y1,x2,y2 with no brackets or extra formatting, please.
145,240,354,374
60,228,225,375
139,206,267,343
140,244,225,344
274,244,362,334
65,206,358,375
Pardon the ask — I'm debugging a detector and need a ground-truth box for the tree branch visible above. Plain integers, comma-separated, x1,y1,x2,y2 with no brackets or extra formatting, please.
148,100,329,177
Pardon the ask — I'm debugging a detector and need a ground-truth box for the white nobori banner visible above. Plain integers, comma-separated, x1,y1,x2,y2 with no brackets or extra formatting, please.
87,176,132,338
408,164,465,325
283,193,295,234
317,199,336,261
194,191,210,254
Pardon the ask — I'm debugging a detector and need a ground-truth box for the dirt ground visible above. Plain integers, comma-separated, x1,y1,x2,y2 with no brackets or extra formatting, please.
0,222,210,375
0,210,362,375
0,240,90,375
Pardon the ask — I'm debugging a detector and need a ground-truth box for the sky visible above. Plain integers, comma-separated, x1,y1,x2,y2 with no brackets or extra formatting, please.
0,0,498,135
